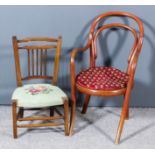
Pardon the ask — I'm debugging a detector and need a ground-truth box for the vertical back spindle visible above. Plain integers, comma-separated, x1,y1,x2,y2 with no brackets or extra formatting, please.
27,49,30,77
36,49,39,76
32,49,34,76
40,49,43,76
44,49,47,76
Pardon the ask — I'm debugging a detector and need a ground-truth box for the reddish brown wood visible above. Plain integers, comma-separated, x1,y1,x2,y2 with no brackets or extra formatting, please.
81,95,91,114
69,12,144,144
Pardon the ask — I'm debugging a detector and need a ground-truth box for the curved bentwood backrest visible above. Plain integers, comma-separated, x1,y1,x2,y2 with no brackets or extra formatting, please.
87,12,144,76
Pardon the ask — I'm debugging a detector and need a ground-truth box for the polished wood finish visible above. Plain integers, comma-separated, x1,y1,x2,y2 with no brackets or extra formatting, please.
12,36,69,138
69,12,144,144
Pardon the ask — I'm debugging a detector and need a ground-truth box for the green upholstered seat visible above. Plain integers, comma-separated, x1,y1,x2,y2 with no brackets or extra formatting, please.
12,84,67,108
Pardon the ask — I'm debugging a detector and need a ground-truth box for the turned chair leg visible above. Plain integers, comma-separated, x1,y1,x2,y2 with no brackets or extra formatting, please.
64,98,69,136
12,101,17,139
69,101,76,136
81,95,91,114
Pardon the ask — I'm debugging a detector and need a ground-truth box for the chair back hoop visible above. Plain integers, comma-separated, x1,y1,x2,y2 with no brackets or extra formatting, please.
87,11,144,75
12,36,62,86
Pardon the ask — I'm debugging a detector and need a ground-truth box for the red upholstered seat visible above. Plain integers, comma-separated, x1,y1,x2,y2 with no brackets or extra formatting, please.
76,67,129,90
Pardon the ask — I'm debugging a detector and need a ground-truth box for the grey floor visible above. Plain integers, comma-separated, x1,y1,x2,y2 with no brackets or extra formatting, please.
0,105,155,149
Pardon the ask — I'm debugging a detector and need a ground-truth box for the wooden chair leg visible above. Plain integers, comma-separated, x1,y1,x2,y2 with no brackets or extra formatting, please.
115,85,132,144
115,113,125,144
125,108,129,120
50,107,54,117
12,100,17,139
123,95,129,120
81,95,91,114
63,98,69,136
69,101,76,136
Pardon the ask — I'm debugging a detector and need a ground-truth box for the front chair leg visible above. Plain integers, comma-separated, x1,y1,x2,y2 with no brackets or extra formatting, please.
125,108,129,120
115,112,125,144
123,95,129,120
81,95,91,114
12,100,17,139
115,86,132,144
63,98,69,136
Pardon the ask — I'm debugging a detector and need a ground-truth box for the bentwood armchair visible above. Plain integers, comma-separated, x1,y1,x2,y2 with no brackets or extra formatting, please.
12,36,69,138
70,12,144,144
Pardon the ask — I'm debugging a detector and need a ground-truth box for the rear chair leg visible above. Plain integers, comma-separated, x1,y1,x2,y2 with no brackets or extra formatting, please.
12,100,17,139
69,101,76,136
50,107,54,117
63,98,69,136
81,95,91,114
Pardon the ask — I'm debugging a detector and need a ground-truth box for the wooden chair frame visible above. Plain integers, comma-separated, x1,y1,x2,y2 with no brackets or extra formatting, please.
69,12,144,144
12,36,69,138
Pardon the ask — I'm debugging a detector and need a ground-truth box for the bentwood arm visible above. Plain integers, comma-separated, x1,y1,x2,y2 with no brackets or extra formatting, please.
70,44,90,100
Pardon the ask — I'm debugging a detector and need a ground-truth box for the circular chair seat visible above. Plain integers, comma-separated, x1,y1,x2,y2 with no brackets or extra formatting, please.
76,67,129,90
12,84,67,108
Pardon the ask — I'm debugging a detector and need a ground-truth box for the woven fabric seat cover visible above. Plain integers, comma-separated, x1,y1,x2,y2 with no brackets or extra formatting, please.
12,84,67,108
76,67,129,90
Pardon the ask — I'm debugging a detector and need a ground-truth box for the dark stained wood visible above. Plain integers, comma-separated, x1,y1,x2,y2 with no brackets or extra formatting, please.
69,11,144,144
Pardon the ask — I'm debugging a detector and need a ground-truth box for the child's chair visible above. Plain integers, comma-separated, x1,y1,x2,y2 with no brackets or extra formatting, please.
12,36,69,138
70,12,144,144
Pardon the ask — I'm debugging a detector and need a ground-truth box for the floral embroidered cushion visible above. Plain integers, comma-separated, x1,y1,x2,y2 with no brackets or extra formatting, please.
76,67,129,90
12,84,67,108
